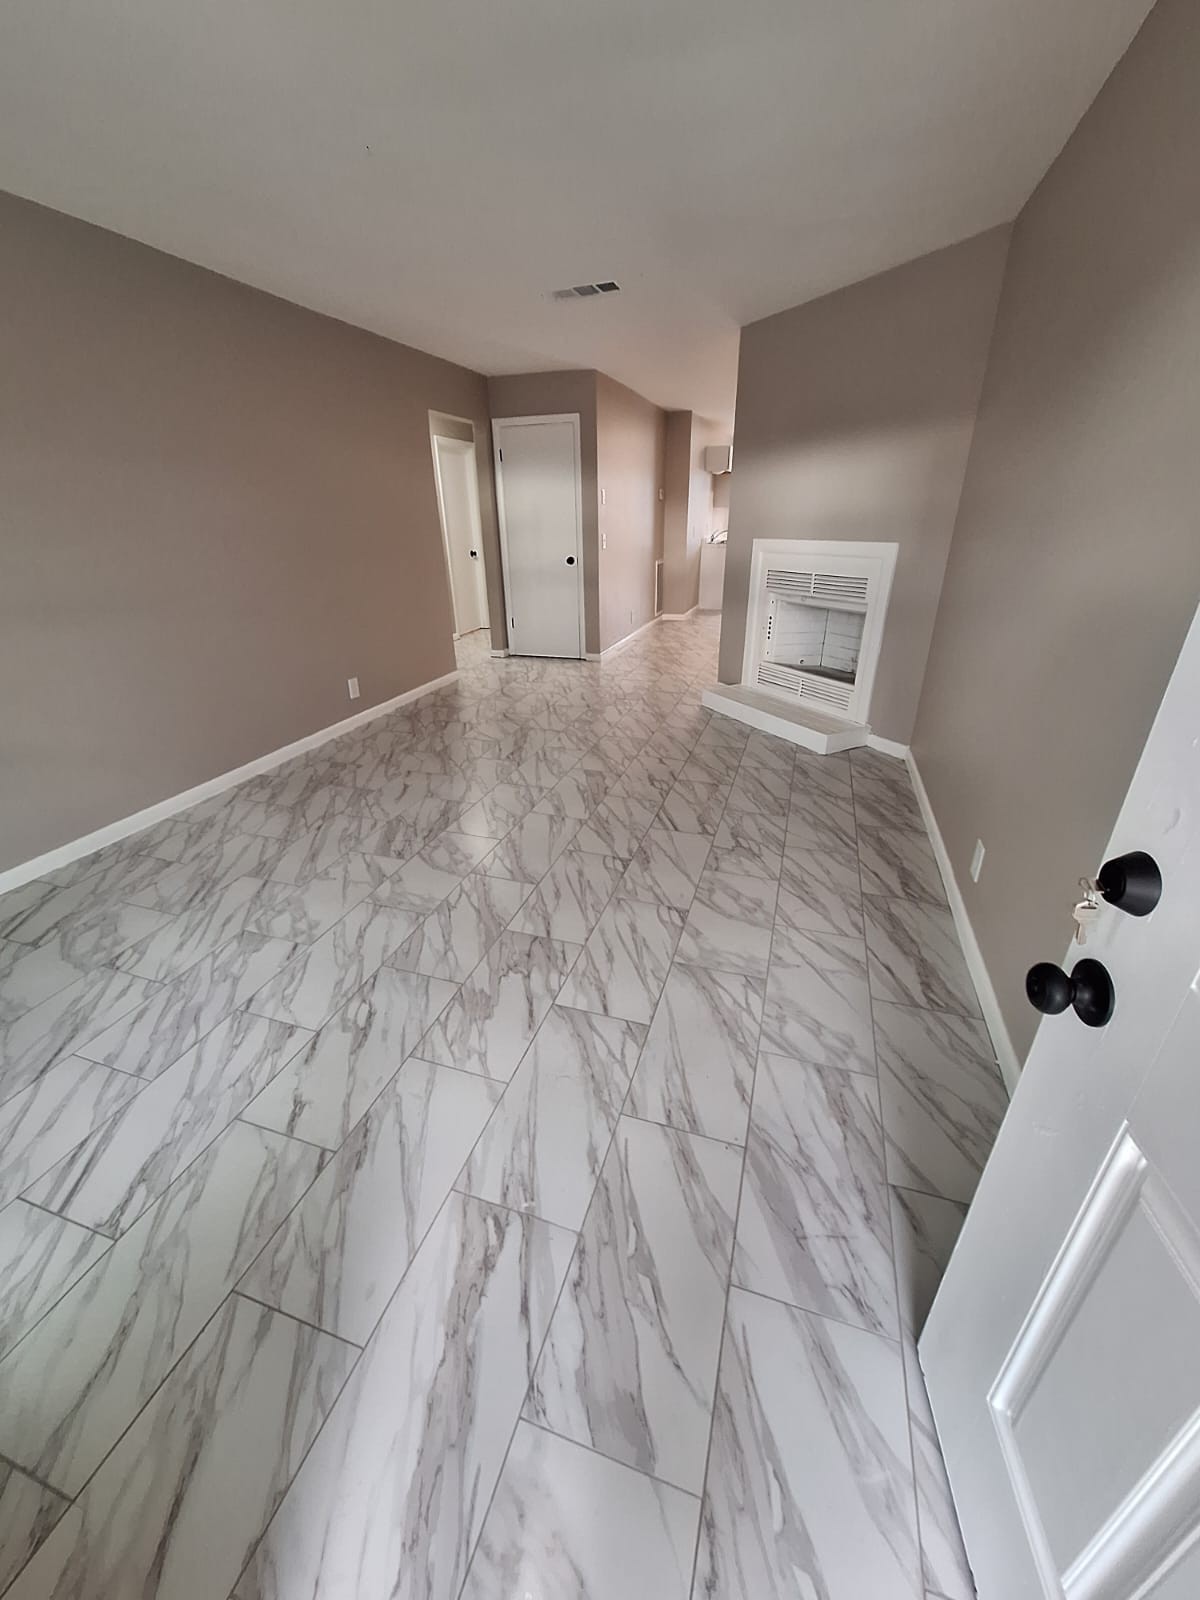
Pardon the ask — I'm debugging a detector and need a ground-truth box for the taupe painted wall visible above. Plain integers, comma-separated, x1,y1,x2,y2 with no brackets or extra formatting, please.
596,374,666,650
913,0,1200,1059
717,226,1011,743
0,190,498,871
662,412,695,616
486,370,600,654
662,412,726,616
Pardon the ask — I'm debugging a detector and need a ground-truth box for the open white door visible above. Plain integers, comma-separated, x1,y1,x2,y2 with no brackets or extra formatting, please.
922,599,1200,1599
432,434,489,637
493,414,584,659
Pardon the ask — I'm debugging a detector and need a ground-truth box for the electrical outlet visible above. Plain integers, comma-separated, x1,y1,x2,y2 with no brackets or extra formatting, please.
970,839,985,882
347,676,360,701
601,533,607,550
658,487,664,500
600,487,607,506
629,608,634,625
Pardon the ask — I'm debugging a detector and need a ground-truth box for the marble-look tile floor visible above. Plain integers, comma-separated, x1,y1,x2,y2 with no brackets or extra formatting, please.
0,616,1010,1600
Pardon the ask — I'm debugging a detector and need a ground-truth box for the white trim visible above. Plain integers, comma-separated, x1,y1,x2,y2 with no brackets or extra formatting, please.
489,648,509,659
585,614,661,662
702,684,869,754
908,752,1021,1094
0,669,459,896
867,733,910,760
492,413,586,660
661,606,699,620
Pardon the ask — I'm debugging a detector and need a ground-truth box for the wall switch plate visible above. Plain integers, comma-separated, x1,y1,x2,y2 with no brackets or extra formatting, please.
970,839,985,882
347,676,361,700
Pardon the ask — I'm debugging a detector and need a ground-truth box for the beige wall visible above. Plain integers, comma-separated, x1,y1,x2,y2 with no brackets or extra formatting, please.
0,190,498,872
486,370,600,653
717,226,1010,742
595,374,667,651
662,412,695,616
913,0,1200,1059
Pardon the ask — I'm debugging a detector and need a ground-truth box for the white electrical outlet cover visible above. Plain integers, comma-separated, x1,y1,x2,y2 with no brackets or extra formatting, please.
347,676,360,700
970,839,985,882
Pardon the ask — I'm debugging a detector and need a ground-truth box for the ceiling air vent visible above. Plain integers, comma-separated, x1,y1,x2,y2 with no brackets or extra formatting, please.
551,281,621,301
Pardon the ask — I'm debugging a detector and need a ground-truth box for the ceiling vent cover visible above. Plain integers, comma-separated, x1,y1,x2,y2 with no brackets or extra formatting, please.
551,281,621,301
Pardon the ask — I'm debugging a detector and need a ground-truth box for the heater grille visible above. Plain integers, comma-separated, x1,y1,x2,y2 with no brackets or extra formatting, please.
756,662,855,713
764,568,869,609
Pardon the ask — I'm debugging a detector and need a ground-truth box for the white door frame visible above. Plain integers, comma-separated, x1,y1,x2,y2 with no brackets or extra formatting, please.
430,426,489,639
492,412,586,660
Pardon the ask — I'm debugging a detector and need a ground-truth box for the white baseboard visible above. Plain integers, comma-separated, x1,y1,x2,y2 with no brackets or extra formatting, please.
660,606,698,621
489,648,509,659
907,753,1021,1096
0,669,460,896
585,614,661,662
867,733,910,760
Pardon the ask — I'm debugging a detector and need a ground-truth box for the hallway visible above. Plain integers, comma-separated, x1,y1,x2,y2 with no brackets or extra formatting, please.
0,614,1006,1599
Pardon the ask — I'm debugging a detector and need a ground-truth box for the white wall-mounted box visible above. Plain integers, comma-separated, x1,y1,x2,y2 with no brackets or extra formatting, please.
704,444,733,474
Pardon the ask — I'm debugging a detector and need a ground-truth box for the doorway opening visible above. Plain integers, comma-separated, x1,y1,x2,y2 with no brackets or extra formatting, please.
429,415,489,640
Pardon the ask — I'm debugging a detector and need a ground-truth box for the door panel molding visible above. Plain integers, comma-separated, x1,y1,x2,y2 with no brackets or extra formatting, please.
990,1127,1200,1598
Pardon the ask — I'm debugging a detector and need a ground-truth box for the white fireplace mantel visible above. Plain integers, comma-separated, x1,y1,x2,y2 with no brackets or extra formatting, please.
704,537,898,755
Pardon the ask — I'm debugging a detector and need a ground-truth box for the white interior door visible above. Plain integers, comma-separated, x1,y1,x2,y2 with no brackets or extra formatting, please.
493,414,584,659
432,435,488,637
922,599,1200,1599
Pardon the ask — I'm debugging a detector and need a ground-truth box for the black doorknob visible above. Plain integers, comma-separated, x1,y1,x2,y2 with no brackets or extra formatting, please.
1097,850,1162,917
565,555,576,565
1026,958,1115,1028
469,549,478,558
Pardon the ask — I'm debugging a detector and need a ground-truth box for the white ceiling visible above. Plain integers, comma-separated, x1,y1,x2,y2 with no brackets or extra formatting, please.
0,0,1152,425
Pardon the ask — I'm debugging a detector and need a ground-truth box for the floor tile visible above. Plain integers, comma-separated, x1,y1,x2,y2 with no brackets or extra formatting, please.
761,931,875,1073
573,793,659,859
850,771,925,832
455,782,543,837
242,868,377,943
791,749,854,801
708,809,785,880
242,1059,499,1343
242,965,458,1149
266,815,402,885
74,930,300,1080
482,810,581,883
390,870,528,981
7,1295,357,1600
0,1055,143,1208
619,827,711,909
509,848,626,943
865,899,981,1016
734,1052,898,1338
123,831,284,914
0,1464,70,1598
419,930,580,1080
27,1009,312,1237
231,1194,574,1600
655,777,728,836
558,896,684,1025
0,1119,321,1496
775,845,863,941
370,829,499,912
458,1006,643,1229
532,767,613,821
114,877,265,982
461,1422,699,1600
696,1287,921,1599
0,937,90,1027
0,1201,112,1361
248,898,423,1031
675,870,776,978
858,824,948,906
0,872,166,950
891,1188,975,1600
785,789,858,852
874,1001,1005,1202
0,966,160,1107
725,764,791,819
526,1116,741,1491
626,964,763,1144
